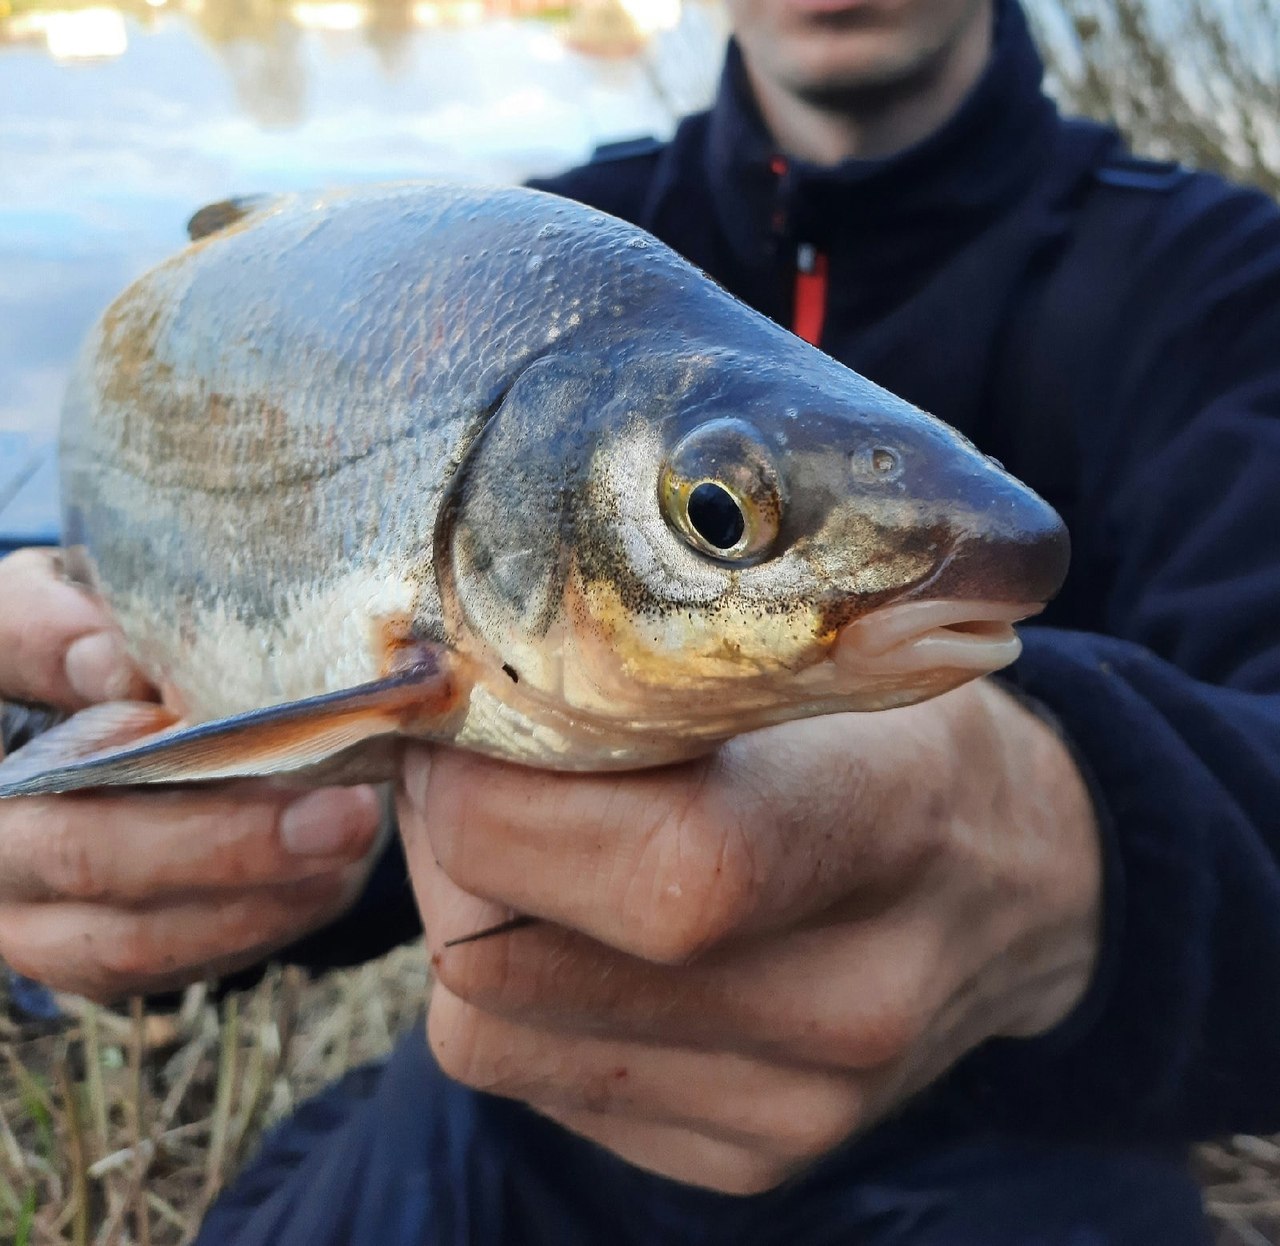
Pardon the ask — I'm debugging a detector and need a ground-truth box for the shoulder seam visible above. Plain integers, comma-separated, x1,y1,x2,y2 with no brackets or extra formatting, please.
589,136,665,165
1093,155,1189,194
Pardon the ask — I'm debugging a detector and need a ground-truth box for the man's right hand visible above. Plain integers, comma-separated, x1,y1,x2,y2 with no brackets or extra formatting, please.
0,549,382,1002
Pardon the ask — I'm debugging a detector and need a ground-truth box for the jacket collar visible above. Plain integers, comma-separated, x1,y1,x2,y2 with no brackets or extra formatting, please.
703,0,1060,268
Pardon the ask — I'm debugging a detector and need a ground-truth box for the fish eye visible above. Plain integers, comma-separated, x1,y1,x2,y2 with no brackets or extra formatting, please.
687,481,746,551
659,419,783,563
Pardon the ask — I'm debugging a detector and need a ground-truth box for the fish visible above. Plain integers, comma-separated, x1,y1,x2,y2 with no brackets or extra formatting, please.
0,183,1069,799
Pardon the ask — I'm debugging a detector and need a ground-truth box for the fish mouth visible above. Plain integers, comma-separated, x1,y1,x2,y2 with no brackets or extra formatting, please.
832,600,1043,677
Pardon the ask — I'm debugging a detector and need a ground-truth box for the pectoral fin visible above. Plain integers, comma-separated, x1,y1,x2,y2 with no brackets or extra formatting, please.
0,659,458,797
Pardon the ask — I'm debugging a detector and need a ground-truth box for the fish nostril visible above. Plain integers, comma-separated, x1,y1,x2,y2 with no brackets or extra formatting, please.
851,446,903,482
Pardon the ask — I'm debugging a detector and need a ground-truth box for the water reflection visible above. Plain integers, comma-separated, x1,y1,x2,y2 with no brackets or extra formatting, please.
0,0,727,540
2,0,690,63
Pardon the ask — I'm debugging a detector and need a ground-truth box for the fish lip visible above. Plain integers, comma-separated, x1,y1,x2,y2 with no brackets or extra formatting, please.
832,599,1045,676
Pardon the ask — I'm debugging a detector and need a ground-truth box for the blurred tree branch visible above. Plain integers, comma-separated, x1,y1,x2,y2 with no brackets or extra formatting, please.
1028,0,1280,196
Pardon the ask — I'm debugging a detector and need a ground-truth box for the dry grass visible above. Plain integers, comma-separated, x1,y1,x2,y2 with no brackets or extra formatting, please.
0,946,428,1245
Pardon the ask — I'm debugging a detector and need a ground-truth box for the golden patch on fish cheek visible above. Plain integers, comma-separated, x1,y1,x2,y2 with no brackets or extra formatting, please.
556,564,828,716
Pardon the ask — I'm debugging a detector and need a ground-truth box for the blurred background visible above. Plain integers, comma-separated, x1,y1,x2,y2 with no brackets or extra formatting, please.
1,0,1277,540
0,1,1278,1242
0,0,731,545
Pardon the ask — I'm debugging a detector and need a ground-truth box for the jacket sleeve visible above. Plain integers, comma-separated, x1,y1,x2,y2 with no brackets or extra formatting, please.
949,179,1280,1141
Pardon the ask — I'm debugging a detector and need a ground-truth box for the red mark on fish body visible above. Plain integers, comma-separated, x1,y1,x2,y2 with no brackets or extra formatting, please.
377,615,430,674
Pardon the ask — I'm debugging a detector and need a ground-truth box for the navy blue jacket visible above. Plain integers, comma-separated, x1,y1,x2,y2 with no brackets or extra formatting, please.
295,0,1280,1143
529,7,1280,1137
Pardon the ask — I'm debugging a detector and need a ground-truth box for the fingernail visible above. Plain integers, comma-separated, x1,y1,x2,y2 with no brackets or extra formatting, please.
65,631,138,703
402,747,433,811
280,786,381,857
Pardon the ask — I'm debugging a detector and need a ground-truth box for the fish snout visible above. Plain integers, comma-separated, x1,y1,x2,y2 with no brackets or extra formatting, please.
924,481,1070,608
831,471,1068,681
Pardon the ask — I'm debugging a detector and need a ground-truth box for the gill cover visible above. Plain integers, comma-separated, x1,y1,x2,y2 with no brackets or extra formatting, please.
444,356,611,652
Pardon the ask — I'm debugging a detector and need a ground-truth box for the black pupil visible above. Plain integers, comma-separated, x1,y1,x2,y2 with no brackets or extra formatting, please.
688,482,746,551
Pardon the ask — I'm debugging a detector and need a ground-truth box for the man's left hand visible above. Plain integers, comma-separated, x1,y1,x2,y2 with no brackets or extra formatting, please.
396,678,1102,1194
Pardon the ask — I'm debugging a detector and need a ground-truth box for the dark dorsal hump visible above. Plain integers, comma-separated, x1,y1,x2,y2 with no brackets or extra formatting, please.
187,194,278,242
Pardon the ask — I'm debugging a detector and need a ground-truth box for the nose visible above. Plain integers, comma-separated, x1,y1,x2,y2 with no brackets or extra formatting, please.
923,475,1070,605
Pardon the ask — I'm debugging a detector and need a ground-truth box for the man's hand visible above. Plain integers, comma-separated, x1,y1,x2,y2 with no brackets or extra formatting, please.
0,549,382,1001
398,678,1102,1195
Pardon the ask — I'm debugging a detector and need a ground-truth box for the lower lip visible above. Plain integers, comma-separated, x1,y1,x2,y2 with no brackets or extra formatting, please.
831,600,1041,677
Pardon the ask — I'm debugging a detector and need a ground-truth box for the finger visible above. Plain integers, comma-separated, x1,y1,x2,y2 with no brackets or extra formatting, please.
532,1102,787,1195
0,784,383,904
427,984,863,1172
0,868,365,1001
399,720,935,963
417,847,944,1070
0,549,153,709
415,850,517,956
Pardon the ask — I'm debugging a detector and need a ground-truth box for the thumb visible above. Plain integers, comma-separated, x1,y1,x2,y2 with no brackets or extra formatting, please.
0,549,154,709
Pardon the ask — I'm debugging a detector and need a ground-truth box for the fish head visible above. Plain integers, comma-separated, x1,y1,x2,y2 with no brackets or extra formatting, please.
445,340,1068,744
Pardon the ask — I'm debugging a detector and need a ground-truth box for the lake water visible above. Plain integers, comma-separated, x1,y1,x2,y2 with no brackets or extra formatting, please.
0,0,727,544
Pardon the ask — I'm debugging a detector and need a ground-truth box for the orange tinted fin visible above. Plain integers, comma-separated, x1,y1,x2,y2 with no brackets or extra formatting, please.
0,702,178,788
0,659,456,797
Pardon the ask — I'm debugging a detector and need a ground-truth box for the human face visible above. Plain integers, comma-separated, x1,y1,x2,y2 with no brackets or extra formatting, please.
725,0,995,105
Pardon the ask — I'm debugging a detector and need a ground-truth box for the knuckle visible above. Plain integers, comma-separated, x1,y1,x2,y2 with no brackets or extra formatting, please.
431,939,526,1014
797,928,938,1069
622,794,761,965
0,932,44,987
0,548,53,588
37,817,108,902
821,996,928,1070
3,547,47,571
865,999,928,1064
0,906,144,1004
427,994,504,1093
1,929,102,1004
766,1083,863,1163
97,918,169,987
713,1154,796,1197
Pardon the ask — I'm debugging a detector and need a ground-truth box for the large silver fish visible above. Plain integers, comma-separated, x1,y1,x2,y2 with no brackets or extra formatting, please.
0,183,1067,797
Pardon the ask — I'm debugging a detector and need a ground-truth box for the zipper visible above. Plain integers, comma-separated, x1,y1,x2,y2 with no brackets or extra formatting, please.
792,242,829,348
769,155,829,348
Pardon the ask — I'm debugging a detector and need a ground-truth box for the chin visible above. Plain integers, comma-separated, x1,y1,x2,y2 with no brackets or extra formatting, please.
731,0,991,103
775,31,929,99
